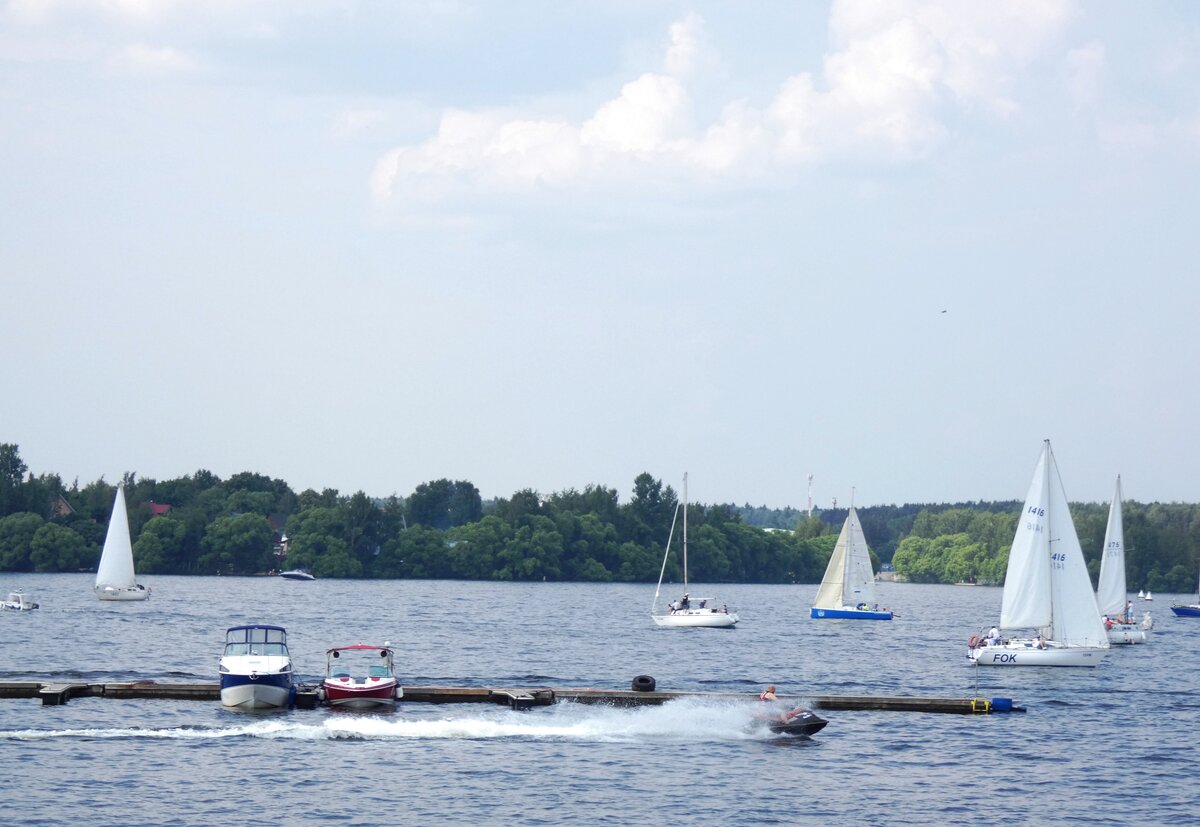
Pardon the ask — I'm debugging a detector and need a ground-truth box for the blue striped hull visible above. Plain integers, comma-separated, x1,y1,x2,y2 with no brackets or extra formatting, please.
220,672,293,708
810,607,893,620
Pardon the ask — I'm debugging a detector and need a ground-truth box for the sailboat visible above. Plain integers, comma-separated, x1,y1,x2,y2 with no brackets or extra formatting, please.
650,474,738,628
1170,566,1200,617
810,505,892,620
94,483,150,601
1096,476,1152,643
967,440,1109,666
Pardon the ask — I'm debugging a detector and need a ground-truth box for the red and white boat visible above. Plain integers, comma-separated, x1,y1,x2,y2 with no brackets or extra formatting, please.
321,645,401,709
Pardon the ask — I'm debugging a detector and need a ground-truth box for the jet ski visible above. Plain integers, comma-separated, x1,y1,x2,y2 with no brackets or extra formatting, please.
755,706,828,737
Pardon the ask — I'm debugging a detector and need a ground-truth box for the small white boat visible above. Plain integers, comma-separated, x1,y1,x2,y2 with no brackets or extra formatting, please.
1096,476,1151,644
219,624,294,708
1144,591,1153,601
94,483,150,601
2,591,38,610
967,441,1110,667
650,474,738,628
279,569,315,581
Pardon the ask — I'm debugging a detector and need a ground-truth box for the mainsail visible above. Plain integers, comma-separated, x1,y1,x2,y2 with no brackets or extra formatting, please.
1095,476,1127,618
95,484,137,591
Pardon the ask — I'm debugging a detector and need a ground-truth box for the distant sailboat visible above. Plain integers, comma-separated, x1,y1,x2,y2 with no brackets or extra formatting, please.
967,441,1108,666
650,473,738,628
1096,476,1151,644
810,505,892,620
94,483,150,601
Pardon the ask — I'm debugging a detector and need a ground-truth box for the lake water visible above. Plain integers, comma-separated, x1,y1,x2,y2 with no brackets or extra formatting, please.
1,574,1198,826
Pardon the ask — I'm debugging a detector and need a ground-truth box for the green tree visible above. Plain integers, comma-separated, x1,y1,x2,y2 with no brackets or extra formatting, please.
0,444,27,517
0,512,44,571
30,523,90,571
408,479,482,530
134,516,188,574
200,513,274,574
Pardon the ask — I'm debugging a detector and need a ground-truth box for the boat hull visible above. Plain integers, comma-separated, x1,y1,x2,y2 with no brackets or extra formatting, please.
765,710,828,737
279,571,314,581
968,640,1108,667
652,610,738,628
1170,605,1200,617
1106,624,1151,644
323,679,400,709
220,673,293,709
95,585,150,601
811,607,892,620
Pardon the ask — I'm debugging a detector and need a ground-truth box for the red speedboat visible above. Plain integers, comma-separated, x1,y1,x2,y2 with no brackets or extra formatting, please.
321,645,401,709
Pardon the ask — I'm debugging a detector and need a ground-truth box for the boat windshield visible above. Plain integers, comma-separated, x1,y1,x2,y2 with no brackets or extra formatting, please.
327,648,394,679
224,626,289,657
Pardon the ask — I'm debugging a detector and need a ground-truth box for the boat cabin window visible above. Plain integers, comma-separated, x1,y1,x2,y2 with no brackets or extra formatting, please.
223,627,289,657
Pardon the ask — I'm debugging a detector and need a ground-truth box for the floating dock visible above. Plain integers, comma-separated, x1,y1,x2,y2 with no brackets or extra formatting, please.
0,680,1022,713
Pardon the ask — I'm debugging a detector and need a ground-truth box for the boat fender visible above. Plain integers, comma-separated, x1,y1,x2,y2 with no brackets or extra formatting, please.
967,635,981,649
632,675,656,692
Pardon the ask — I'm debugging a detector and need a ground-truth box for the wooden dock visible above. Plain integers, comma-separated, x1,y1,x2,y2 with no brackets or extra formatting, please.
0,680,1022,713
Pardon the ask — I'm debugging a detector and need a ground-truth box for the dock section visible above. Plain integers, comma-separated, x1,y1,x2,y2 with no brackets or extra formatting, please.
0,680,1022,713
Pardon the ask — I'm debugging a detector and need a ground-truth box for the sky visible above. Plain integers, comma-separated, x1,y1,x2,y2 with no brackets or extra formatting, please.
2,1,1199,510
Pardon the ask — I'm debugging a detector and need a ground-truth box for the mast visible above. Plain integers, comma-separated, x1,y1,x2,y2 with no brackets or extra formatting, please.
682,472,689,592
1043,440,1055,638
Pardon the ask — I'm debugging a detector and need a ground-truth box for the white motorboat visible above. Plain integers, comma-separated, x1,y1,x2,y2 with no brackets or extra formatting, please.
2,591,39,610
279,569,315,581
219,624,294,708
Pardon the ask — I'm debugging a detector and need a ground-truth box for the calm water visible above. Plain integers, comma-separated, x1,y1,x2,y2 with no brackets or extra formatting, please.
1,574,1198,826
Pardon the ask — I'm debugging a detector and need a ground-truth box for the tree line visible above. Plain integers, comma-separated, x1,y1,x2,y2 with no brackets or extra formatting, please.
2,443,1197,591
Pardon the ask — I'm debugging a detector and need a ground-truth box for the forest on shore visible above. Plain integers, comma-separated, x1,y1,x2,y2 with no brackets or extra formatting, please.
2,443,1198,592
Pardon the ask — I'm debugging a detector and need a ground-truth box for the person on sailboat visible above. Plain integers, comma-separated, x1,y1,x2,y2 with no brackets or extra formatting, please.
1033,633,1046,650
680,594,690,610
1125,600,1134,623
987,626,1001,645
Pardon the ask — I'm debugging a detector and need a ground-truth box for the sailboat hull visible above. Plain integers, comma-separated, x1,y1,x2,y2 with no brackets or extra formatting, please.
1106,627,1149,644
652,610,737,628
968,641,1108,667
811,607,892,620
95,585,150,601
1170,605,1200,617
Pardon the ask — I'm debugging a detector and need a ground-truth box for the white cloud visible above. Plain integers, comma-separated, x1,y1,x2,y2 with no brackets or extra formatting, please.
1065,41,1105,111
664,12,705,77
109,42,195,74
580,73,691,155
371,3,1082,205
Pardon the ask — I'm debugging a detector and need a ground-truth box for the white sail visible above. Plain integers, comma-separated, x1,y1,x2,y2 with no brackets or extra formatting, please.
999,441,1107,647
999,444,1054,629
1095,476,1127,618
814,506,875,609
95,484,139,592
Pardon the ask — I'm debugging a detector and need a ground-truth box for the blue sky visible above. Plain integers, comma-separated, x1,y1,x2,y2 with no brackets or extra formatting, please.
3,1,1198,509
